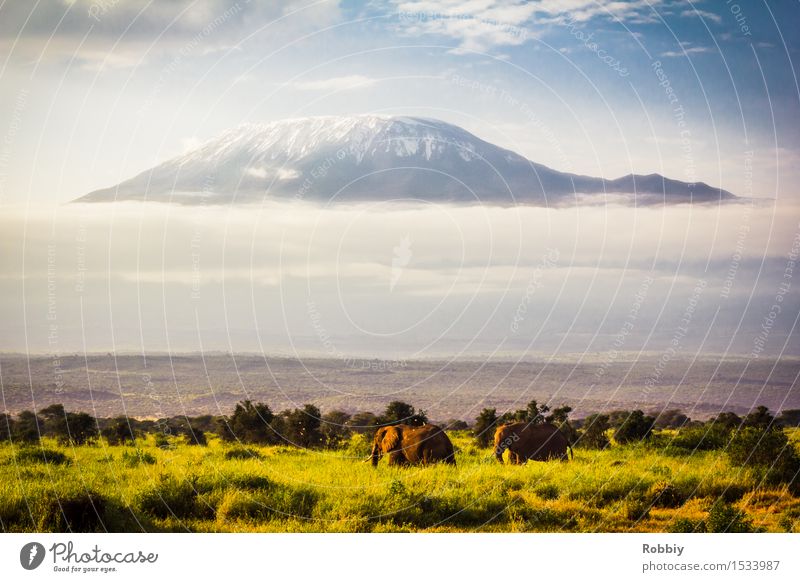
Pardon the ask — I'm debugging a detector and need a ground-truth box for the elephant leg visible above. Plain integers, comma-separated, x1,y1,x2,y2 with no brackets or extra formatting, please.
388,451,407,466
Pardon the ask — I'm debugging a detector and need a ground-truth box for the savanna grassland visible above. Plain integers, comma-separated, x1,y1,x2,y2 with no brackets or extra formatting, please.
2,430,799,533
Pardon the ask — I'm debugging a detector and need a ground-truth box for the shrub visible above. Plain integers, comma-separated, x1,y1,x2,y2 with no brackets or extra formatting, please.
547,406,577,444
184,428,207,446
654,409,690,429
614,410,655,444
223,474,274,490
0,413,15,443
705,501,753,533
224,447,262,460
671,423,732,451
534,484,560,500
647,481,688,509
346,412,380,436
101,417,136,445
217,400,281,445
446,419,469,431
473,408,499,448
779,508,800,532
37,405,99,445
700,482,749,504
154,433,173,449
576,414,610,449
776,409,800,428
380,401,427,427
728,427,800,490
134,476,201,519
63,412,99,445
626,499,651,521
503,400,549,424
39,490,106,532
282,404,324,448
320,410,352,448
343,432,372,458
121,449,156,467
216,484,317,522
13,411,41,443
14,447,70,465
710,411,742,430
743,406,774,429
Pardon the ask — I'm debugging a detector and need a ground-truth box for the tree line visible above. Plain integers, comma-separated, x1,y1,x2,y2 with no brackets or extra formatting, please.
2,400,798,453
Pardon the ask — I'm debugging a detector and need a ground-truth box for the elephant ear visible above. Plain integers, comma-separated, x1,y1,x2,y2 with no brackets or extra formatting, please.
382,426,401,451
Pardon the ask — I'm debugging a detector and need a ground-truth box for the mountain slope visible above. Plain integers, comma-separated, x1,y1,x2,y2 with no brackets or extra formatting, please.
76,115,735,205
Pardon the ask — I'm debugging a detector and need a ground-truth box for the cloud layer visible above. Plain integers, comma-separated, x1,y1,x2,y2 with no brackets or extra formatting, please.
2,200,797,358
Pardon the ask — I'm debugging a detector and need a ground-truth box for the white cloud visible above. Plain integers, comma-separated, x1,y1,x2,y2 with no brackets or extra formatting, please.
680,9,723,24
392,0,666,53
277,168,300,180
394,0,536,53
536,0,663,24
246,167,268,178
660,45,714,58
292,75,378,92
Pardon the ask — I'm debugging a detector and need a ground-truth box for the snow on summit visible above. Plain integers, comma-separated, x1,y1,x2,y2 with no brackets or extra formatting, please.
76,116,735,205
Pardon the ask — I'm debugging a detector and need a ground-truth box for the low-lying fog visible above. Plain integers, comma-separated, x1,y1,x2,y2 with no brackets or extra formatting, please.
1,198,798,359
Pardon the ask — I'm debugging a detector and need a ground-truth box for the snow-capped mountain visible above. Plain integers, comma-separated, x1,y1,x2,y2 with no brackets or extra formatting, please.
76,115,735,205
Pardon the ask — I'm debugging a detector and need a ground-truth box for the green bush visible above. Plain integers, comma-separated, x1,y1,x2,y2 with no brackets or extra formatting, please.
38,490,107,532
576,414,610,449
728,427,800,490
705,501,753,533
217,401,283,445
222,474,274,491
779,508,800,532
134,476,202,520
224,447,262,460
613,410,654,444
626,499,651,521
216,484,317,522
14,447,70,465
473,408,498,448
121,449,156,467
0,494,31,531
534,483,560,500
647,481,688,509
671,423,732,451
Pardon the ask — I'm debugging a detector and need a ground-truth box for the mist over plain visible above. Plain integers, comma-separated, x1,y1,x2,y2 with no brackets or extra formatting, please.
1,198,798,358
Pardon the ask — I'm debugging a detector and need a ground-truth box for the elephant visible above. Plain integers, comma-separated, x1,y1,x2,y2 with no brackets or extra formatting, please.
493,422,572,464
370,424,456,467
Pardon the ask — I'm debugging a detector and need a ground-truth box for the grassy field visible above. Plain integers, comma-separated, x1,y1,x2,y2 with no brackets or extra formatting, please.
2,431,799,533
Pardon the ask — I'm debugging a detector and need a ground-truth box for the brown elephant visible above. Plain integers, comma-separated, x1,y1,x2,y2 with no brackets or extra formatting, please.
370,424,456,467
494,422,572,464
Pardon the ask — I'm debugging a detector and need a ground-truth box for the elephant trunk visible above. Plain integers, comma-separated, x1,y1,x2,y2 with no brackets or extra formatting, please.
370,441,381,467
494,446,504,463
493,428,511,463
494,438,506,463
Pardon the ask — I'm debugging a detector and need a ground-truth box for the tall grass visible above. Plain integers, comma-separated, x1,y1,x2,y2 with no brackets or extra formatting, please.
1,431,797,532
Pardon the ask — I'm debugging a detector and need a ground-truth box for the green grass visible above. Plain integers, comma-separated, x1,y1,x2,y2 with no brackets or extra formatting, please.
1,431,797,532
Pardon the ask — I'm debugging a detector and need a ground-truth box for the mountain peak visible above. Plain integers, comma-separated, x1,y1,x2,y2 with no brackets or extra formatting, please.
76,116,736,205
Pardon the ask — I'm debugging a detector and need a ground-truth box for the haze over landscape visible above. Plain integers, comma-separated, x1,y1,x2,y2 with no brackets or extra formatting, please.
1,0,798,420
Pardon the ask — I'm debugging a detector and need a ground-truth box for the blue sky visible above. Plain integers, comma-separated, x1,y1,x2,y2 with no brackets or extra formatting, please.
0,0,798,202
1,2,799,358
